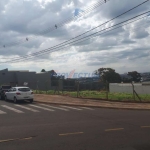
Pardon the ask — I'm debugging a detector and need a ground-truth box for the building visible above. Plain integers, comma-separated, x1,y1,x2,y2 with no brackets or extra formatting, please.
0,69,37,89
0,68,63,91
0,68,102,91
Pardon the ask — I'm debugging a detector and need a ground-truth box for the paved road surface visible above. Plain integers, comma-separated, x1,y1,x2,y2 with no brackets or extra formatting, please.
0,100,150,150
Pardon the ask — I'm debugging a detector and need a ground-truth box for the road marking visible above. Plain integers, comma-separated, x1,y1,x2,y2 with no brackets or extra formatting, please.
0,136,34,143
15,105,40,112
29,105,55,111
105,128,124,132
1,105,24,113
20,137,33,140
60,105,82,111
0,110,7,114
59,132,84,136
141,126,150,128
80,107,94,110
40,104,69,111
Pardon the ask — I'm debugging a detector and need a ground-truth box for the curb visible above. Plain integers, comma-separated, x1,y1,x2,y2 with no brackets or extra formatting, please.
34,100,150,111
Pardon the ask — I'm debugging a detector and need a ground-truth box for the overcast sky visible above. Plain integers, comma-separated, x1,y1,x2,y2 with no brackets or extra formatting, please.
0,0,150,74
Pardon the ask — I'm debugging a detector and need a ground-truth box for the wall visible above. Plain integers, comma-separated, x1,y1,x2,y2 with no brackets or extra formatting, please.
0,69,63,91
15,72,37,89
0,69,37,89
0,69,16,86
109,83,150,94
36,72,51,91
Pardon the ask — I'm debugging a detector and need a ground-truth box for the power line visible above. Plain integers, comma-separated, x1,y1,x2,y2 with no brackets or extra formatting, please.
0,14,148,63
1,0,148,61
1,10,149,64
8,16,148,63
9,17,147,63
1,0,109,48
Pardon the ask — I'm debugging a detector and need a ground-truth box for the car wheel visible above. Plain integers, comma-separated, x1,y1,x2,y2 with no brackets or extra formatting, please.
0,95,1,100
14,97,18,103
30,99,33,103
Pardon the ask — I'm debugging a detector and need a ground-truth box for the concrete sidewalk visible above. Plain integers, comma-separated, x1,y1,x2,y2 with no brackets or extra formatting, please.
34,94,150,110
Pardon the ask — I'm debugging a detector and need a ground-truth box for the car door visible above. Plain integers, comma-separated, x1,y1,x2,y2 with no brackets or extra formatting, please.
6,88,12,100
7,88,13,100
11,88,17,100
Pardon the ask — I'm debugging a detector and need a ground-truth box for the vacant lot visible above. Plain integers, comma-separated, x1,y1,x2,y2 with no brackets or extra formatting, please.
34,90,150,102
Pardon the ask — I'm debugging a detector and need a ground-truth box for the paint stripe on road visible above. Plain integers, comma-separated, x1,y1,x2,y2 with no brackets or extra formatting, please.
80,107,94,110
60,105,82,111
141,126,150,128
15,105,40,112
0,136,34,143
105,128,124,132
0,110,7,114
40,104,69,111
59,132,84,136
1,105,24,113
29,105,55,111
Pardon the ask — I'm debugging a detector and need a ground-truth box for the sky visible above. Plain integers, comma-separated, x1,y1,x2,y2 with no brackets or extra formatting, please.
0,0,150,75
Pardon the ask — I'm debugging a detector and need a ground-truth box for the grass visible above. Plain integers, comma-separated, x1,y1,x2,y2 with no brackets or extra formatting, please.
34,90,150,102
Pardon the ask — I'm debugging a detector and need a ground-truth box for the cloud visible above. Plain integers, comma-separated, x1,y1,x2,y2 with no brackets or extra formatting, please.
131,29,149,39
121,39,136,44
0,0,150,74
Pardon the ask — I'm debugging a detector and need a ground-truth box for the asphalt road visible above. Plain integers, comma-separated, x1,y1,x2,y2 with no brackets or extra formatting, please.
0,100,150,150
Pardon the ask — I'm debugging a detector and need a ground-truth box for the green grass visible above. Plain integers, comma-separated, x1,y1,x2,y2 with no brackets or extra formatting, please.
34,90,150,102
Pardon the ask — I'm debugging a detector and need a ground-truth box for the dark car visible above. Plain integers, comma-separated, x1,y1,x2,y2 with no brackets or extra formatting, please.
0,85,12,100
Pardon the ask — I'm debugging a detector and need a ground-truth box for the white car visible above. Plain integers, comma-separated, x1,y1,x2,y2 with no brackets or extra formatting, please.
5,87,34,103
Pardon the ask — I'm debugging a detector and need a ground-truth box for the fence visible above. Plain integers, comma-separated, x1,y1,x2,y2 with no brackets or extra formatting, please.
109,82,150,102
35,80,150,102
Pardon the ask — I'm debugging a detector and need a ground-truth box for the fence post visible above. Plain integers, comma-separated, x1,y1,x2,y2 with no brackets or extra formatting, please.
106,81,109,100
77,81,79,98
54,80,60,95
131,82,141,102
36,81,39,94
131,82,135,101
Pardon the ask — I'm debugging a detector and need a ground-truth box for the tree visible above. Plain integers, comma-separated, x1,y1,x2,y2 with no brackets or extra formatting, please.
41,69,46,72
127,71,141,82
95,68,121,83
120,74,132,83
49,70,57,76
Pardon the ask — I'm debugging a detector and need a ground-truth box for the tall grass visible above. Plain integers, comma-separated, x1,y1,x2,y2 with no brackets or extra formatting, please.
34,90,150,101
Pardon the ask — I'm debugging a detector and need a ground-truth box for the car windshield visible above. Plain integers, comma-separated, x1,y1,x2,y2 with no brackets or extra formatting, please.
18,88,30,92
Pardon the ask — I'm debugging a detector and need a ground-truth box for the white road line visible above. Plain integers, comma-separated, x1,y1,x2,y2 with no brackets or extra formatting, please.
40,104,69,111
15,105,40,112
0,110,7,114
29,105,55,111
1,105,24,113
80,107,94,110
60,105,82,111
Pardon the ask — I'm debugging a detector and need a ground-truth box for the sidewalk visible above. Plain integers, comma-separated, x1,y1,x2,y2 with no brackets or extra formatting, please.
34,94,150,110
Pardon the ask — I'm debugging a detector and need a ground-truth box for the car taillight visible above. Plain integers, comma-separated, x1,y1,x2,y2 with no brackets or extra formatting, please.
16,93,21,95
31,92,33,94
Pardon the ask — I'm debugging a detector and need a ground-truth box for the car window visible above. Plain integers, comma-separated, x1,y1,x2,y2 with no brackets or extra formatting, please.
9,88,13,92
13,88,16,91
18,88,30,92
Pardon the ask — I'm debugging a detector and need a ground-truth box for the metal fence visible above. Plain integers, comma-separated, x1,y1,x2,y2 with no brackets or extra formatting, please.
34,80,150,102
